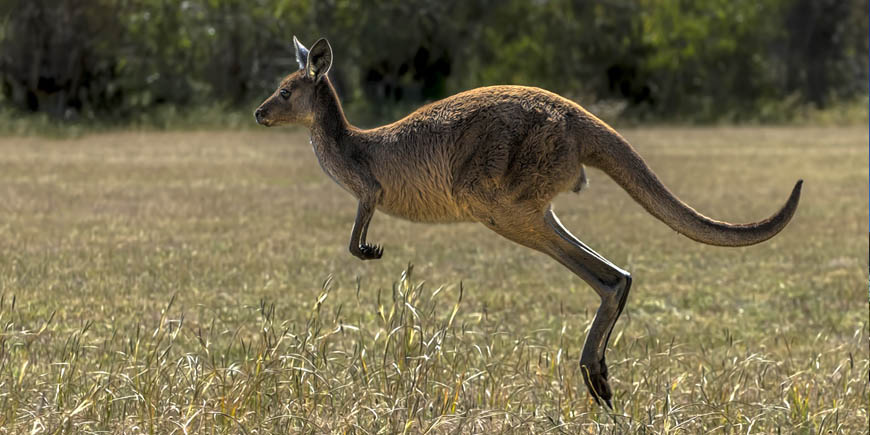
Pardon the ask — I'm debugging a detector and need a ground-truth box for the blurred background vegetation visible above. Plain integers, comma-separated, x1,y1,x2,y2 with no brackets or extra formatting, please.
0,0,867,130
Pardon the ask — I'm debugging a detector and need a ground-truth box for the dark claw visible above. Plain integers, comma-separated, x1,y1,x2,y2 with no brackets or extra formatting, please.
581,363,613,409
357,243,383,260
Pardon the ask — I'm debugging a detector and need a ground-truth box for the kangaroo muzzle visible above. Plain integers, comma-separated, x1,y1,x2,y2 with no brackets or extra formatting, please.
254,108,269,126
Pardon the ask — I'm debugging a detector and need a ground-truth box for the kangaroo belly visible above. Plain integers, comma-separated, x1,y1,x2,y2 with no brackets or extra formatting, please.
377,186,472,223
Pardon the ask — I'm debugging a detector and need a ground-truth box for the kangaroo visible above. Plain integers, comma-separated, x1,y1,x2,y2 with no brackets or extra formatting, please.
254,37,803,408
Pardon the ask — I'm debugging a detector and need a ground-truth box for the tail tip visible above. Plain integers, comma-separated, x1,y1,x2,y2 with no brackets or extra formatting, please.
787,179,803,211
793,179,804,197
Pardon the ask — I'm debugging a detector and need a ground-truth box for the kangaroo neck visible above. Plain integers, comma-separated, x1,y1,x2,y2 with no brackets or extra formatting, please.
307,78,374,197
309,79,351,148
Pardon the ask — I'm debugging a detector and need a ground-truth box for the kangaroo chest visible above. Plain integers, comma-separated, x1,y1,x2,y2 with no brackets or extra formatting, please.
310,136,368,199
310,133,472,223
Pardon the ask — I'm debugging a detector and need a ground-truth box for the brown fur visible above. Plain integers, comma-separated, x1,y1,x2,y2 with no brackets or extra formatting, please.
255,38,803,408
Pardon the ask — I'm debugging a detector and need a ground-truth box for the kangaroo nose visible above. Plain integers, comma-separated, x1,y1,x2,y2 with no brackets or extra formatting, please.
254,108,266,124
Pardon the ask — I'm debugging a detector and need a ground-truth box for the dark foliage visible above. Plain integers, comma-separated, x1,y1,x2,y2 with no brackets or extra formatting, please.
0,0,866,123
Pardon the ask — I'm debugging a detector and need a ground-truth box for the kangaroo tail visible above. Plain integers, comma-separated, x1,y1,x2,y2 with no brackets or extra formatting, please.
586,134,802,247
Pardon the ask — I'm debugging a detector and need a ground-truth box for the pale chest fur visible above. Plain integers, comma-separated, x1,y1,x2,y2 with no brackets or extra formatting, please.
368,143,474,223
311,128,478,223
310,135,367,199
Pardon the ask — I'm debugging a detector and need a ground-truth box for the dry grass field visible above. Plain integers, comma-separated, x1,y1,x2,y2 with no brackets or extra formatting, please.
0,126,866,433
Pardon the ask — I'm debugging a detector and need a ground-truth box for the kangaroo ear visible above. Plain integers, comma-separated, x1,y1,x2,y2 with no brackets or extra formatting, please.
306,38,332,82
293,36,309,70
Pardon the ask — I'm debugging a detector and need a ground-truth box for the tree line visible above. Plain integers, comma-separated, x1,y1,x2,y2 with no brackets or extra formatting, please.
0,0,866,125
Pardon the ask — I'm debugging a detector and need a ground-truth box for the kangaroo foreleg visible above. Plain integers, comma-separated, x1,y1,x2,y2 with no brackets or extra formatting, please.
349,199,383,260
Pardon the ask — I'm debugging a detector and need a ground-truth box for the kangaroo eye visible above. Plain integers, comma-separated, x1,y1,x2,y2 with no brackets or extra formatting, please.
280,89,290,99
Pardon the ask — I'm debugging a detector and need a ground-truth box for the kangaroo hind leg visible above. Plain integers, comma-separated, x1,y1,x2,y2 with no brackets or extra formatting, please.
544,209,632,406
485,207,631,408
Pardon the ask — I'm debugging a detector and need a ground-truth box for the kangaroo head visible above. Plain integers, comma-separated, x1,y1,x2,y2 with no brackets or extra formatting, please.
254,36,333,127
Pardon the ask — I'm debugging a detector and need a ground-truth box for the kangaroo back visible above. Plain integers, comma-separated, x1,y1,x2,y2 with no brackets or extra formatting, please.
585,132,802,247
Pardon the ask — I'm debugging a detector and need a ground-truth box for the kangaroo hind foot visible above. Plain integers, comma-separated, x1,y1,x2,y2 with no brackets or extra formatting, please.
579,272,631,409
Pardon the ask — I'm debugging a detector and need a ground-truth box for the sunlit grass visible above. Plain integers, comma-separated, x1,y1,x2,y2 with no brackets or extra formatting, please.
0,127,866,433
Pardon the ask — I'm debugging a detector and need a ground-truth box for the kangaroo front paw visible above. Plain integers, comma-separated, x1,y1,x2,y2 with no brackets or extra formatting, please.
353,243,383,260
580,361,613,409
